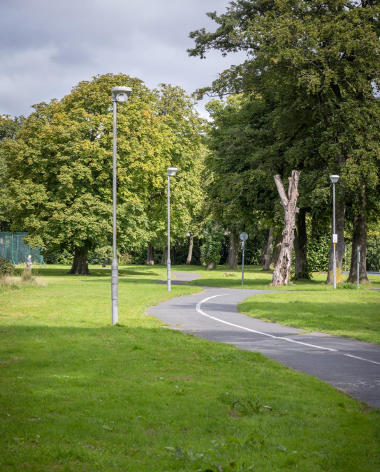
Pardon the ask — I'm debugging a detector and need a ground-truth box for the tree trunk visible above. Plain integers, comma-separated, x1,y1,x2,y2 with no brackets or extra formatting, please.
228,232,239,269
263,227,274,270
270,233,282,269
271,171,301,286
326,200,345,284
294,208,310,279
68,247,89,275
161,248,168,265
347,213,370,284
145,244,154,265
186,233,194,265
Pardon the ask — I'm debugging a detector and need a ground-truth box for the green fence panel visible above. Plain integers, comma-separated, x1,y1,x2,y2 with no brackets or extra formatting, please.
0,232,45,266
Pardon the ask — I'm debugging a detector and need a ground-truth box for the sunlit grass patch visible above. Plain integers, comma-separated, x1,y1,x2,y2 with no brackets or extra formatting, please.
0,264,379,471
239,290,380,344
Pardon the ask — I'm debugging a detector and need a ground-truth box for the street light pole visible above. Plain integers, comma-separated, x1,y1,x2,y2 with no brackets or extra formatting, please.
111,86,132,325
330,175,339,289
167,167,178,292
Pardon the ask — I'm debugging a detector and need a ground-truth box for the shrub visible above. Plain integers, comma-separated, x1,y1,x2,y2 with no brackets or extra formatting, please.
367,234,380,271
0,257,14,276
200,226,224,269
307,236,331,272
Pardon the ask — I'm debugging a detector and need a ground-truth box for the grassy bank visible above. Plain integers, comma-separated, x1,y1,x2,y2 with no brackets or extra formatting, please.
1,265,379,471
239,290,380,345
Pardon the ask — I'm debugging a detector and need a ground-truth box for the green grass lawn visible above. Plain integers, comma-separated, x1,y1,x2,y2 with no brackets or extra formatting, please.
1,265,380,471
239,290,380,345
179,264,380,291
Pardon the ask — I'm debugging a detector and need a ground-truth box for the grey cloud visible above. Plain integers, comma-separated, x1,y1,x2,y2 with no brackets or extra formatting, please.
0,0,244,117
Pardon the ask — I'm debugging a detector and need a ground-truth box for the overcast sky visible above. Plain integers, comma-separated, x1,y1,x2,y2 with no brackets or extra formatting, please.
0,0,245,119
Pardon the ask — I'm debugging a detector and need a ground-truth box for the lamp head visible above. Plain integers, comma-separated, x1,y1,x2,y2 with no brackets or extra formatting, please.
167,167,178,177
330,175,339,184
112,86,132,103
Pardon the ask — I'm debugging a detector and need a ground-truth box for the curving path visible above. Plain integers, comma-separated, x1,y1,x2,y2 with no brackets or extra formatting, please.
148,272,380,409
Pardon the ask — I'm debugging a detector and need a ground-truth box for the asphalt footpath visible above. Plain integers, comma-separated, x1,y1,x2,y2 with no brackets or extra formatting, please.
149,272,380,409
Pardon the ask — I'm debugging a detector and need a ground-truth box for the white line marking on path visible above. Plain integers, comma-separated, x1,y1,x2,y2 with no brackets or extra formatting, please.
343,354,380,366
196,295,380,365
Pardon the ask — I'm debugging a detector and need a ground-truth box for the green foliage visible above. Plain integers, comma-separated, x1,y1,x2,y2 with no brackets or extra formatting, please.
42,248,73,265
190,0,380,279
0,256,14,275
87,246,113,265
307,236,331,272
200,226,224,268
367,233,380,272
0,75,205,271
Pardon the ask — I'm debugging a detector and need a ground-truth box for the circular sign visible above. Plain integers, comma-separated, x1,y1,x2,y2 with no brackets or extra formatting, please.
240,232,248,241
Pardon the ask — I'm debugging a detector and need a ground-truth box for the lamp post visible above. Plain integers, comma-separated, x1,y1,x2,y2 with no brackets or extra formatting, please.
111,86,132,325
330,175,340,289
167,167,178,291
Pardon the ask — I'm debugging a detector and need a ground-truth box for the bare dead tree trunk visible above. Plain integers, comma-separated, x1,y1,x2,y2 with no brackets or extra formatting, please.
228,232,239,269
186,233,194,265
68,247,89,275
145,244,155,265
294,208,310,279
347,213,370,284
271,171,301,286
263,227,274,270
270,233,282,269
161,248,168,265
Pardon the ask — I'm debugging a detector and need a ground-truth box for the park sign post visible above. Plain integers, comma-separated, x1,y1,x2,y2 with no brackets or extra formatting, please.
240,232,248,286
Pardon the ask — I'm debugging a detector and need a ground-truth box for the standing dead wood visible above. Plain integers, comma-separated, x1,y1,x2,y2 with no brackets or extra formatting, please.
270,171,301,286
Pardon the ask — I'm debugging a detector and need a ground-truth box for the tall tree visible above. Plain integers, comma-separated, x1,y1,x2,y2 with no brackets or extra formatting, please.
189,0,380,283
0,115,25,231
1,74,205,274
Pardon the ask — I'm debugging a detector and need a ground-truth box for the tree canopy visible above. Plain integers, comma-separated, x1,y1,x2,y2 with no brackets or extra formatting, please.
1,74,205,273
189,0,380,282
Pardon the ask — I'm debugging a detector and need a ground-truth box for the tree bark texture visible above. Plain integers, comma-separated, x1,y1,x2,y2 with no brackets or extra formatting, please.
326,199,345,284
270,233,282,269
294,208,310,279
263,227,274,270
347,213,370,283
145,244,155,265
68,247,89,275
186,233,194,265
271,171,300,286
228,232,239,269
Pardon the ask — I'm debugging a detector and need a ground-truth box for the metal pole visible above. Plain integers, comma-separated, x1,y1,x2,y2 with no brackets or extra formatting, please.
357,246,360,289
111,99,118,325
332,182,336,289
167,175,171,292
241,241,245,286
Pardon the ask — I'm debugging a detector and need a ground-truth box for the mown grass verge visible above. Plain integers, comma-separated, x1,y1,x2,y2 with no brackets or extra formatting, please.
239,289,380,345
0,265,379,471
